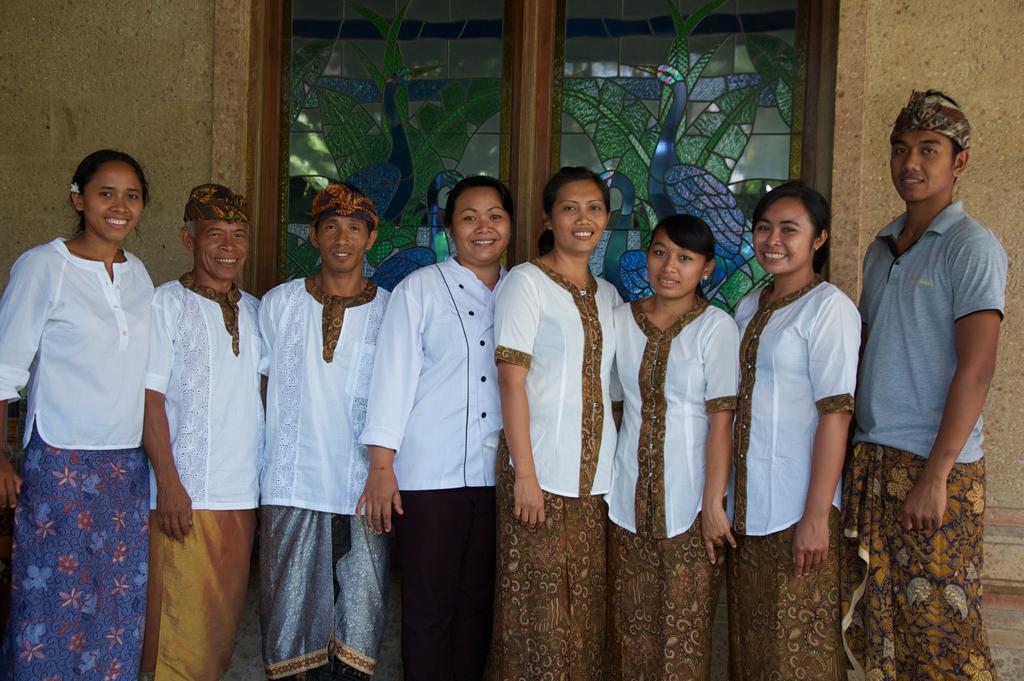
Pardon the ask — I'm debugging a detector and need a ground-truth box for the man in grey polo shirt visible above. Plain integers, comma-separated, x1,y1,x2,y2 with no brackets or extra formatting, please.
841,90,1007,680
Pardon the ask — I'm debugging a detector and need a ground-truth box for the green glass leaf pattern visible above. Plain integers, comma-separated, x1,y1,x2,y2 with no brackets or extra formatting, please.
285,231,321,280
563,79,656,200
319,88,390,180
290,42,332,125
354,3,411,119
677,85,759,183
747,34,796,126
563,79,601,126
367,213,417,267
559,0,799,310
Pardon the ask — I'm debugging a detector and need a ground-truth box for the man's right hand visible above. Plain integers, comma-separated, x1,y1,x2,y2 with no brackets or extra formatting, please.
157,477,193,542
356,466,403,534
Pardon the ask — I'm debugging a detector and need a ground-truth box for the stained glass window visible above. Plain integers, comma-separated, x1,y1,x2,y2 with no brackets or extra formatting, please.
285,0,510,289
555,0,802,311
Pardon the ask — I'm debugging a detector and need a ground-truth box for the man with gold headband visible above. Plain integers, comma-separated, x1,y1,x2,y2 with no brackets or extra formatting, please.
139,184,263,680
257,182,389,680
842,90,1006,679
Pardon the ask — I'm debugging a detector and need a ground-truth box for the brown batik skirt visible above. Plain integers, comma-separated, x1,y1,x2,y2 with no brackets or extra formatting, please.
841,443,997,681
607,514,723,681
727,509,846,681
491,457,608,681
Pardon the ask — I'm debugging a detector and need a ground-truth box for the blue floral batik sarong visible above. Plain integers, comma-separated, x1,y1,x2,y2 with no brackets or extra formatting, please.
1,429,149,680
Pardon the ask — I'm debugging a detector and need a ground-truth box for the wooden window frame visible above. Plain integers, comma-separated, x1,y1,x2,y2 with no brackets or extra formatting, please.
245,0,838,296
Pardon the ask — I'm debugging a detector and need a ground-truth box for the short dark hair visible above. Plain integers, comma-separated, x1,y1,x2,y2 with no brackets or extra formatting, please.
538,166,610,255
71,149,150,233
649,214,716,299
444,175,515,228
752,181,831,273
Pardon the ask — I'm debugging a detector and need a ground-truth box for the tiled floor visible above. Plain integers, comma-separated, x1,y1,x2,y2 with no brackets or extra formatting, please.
226,570,1023,680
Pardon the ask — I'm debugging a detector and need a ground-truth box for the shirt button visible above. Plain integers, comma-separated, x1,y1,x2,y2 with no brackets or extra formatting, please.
468,311,475,316
121,330,128,336
481,412,487,418
479,340,486,347
458,284,465,289
480,376,487,382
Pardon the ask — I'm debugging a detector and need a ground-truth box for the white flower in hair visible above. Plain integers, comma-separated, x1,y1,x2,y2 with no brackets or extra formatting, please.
69,182,81,194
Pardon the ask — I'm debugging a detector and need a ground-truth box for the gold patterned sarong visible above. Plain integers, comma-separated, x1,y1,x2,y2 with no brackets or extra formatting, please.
140,509,256,681
840,443,997,680
607,515,722,681
491,448,607,681
727,509,845,681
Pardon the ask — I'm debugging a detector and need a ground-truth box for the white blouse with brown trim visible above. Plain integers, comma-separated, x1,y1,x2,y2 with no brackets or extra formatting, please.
728,279,860,536
606,300,739,539
494,260,621,498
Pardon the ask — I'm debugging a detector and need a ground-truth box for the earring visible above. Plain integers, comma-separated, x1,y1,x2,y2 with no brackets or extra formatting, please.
701,274,710,281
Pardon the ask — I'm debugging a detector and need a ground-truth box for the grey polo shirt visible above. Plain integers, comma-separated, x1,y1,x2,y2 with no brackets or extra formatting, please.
854,201,1007,463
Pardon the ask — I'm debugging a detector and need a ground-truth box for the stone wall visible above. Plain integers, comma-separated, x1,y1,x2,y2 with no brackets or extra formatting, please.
0,0,217,288
832,0,1024,591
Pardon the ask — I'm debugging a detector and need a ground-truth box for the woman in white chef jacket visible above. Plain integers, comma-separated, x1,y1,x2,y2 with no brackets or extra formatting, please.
358,175,513,681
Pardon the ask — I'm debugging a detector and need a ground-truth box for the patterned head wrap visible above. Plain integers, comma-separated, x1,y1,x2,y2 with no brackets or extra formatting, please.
183,183,250,224
890,90,971,151
311,183,379,230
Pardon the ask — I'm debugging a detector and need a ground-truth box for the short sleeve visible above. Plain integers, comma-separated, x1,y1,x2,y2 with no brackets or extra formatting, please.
948,228,1008,320
359,277,426,451
494,267,542,369
0,249,60,402
144,288,180,395
701,311,740,411
808,290,861,414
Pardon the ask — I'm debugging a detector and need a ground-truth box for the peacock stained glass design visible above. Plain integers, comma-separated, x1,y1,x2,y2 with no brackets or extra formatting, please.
556,0,801,311
285,0,508,289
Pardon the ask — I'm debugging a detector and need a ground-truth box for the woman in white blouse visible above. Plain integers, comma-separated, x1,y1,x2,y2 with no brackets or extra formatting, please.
0,150,154,678
727,181,860,681
491,166,620,680
358,176,513,681
606,215,738,681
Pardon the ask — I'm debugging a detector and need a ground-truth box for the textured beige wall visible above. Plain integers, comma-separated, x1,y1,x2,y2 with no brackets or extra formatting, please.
832,1,1024,586
0,1,216,289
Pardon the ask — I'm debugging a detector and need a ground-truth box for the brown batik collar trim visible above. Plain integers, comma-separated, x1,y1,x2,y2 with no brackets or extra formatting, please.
304,277,377,363
732,276,823,534
532,259,604,495
179,272,242,356
631,298,709,341
532,258,597,296
630,298,708,539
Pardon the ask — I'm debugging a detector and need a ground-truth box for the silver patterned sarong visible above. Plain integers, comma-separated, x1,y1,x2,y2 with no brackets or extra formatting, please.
259,506,389,678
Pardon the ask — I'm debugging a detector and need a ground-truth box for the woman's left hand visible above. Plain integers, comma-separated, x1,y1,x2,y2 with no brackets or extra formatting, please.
792,513,830,577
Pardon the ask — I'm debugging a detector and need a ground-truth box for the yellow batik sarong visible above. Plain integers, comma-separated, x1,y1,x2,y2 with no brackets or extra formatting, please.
140,509,256,681
841,443,997,680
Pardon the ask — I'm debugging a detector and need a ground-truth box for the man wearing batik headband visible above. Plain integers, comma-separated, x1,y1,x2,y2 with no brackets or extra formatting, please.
139,184,263,681
258,182,389,681
841,91,1006,679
